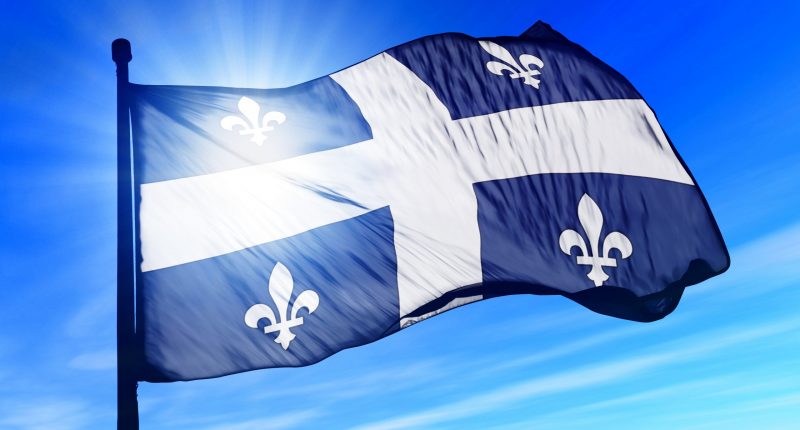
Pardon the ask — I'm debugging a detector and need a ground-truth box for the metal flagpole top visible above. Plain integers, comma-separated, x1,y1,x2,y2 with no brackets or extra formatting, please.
112,38,132,64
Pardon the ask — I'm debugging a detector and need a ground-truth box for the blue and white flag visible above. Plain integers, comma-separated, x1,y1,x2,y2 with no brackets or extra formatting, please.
130,21,729,382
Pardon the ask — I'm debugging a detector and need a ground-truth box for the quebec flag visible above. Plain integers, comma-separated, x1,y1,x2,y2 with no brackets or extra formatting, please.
130,21,729,382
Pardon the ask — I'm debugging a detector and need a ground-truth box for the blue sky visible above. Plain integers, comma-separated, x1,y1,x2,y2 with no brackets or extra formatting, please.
1,0,799,429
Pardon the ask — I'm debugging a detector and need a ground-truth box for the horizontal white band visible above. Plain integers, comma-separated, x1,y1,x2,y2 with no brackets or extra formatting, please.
140,97,691,273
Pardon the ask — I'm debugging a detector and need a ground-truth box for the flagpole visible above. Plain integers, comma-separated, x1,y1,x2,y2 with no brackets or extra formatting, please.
113,38,140,430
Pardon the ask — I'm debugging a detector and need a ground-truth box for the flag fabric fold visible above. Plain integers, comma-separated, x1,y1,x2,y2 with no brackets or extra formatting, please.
130,21,728,382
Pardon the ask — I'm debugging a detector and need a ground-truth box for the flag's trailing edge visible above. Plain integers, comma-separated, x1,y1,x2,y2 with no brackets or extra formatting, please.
130,21,729,382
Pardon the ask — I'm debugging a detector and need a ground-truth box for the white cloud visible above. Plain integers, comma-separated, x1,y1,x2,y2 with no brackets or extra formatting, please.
659,392,800,430
252,359,447,401
350,317,800,430
63,286,115,339
68,349,116,370
732,223,800,272
0,399,93,430
486,320,664,374
198,409,321,430
502,375,800,430
501,376,730,429
688,221,800,299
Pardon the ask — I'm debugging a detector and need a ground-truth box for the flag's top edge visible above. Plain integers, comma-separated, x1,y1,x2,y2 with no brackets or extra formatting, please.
128,22,582,92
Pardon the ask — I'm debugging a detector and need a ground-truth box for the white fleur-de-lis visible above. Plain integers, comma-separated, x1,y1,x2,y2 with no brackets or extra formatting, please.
220,96,286,146
244,263,320,350
559,194,633,287
479,40,545,89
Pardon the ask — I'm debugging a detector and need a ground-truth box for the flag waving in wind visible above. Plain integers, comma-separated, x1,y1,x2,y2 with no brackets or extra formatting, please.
128,21,729,382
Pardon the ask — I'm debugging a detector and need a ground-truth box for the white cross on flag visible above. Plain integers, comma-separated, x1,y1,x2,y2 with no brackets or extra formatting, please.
127,21,728,382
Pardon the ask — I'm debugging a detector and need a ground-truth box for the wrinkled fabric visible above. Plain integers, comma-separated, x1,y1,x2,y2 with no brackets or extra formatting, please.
130,21,728,382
